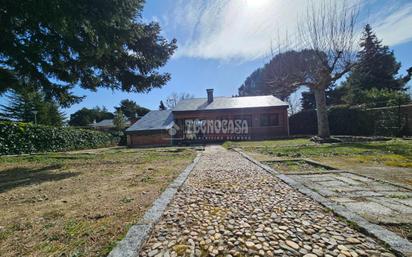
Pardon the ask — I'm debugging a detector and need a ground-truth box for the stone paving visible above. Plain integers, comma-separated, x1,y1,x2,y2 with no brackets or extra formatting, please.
139,146,395,257
289,172,412,225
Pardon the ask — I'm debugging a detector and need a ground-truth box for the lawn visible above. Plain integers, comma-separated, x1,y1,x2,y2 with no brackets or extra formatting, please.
0,147,196,257
263,160,332,174
224,138,412,186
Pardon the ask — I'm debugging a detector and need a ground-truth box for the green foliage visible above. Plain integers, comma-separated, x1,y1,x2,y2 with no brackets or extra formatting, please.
113,110,126,131
0,122,118,155
238,50,325,100
290,105,409,136
302,25,412,110
0,0,177,107
327,106,376,136
345,24,410,94
115,99,149,119
301,87,347,110
344,88,410,108
289,110,318,135
68,107,114,127
371,107,408,137
1,89,65,126
238,68,266,96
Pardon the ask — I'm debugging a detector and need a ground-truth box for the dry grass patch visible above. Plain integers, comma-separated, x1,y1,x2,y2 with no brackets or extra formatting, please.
0,147,196,257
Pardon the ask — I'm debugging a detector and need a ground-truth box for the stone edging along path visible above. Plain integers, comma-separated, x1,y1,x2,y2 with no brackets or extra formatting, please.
233,148,412,257
107,152,202,257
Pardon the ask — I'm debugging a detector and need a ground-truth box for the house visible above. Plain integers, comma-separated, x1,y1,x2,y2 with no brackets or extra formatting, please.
126,89,289,147
90,119,131,131
125,110,175,146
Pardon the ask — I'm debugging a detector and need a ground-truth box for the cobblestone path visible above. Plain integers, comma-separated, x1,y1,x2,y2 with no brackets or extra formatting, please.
139,146,395,257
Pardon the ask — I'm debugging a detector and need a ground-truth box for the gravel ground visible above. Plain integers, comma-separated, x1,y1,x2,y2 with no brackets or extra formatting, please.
139,145,395,257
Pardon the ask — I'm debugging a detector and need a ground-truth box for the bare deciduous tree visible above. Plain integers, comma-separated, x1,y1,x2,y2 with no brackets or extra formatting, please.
267,1,359,138
287,92,302,116
165,92,194,109
297,0,359,138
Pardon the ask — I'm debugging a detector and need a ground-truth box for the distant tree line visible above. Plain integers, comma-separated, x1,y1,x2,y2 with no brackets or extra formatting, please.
68,100,150,127
0,94,150,127
1,88,65,126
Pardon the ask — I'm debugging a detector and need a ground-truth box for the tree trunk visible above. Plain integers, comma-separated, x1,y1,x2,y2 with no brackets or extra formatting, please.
313,87,330,138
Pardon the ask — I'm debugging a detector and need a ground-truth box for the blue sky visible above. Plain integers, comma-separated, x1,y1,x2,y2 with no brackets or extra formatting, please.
3,0,412,116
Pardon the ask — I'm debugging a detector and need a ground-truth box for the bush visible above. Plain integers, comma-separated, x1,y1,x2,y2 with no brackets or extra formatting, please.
346,88,411,108
328,105,375,136
0,122,119,155
289,105,408,136
289,110,317,135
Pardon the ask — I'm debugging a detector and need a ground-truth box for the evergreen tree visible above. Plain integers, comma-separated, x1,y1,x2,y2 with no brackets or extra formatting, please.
115,100,149,119
1,89,65,126
0,0,177,106
113,110,127,131
301,87,347,110
345,24,412,104
238,68,266,97
69,107,114,126
353,88,410,108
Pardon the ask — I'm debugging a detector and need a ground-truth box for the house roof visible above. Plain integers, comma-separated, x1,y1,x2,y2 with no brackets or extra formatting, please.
172,95,288,112
90,119,131,128
126,110,174,132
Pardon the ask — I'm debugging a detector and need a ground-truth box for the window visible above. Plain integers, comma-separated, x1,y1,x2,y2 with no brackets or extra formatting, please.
234,115,252,128
260,113,279,127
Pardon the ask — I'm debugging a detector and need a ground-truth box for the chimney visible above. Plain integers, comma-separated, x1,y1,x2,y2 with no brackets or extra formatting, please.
207,89,214,103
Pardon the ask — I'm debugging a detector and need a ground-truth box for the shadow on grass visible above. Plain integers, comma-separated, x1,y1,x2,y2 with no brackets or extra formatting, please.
25,154,96,161
43,155,96,160
0,165,80,193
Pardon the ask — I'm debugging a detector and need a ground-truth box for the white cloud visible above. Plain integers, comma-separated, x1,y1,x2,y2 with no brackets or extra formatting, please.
162,0,412,61
373,3,412,46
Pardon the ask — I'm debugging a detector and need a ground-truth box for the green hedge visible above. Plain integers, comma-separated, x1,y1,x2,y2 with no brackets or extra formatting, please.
290,105,408,136
289,110,318,135
0,122,119,155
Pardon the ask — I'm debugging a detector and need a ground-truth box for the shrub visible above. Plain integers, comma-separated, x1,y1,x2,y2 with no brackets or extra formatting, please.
346,88,411,108
289,105,409,136
328,105,375,136
289,110,317,135
0,122,119,155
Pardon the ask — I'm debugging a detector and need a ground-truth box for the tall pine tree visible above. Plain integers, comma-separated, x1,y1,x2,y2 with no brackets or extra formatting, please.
1,89,65,126
238,68,266,97
345,24,411,104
